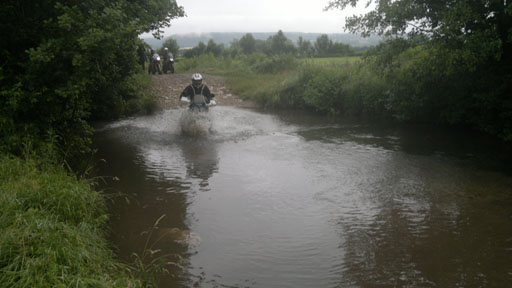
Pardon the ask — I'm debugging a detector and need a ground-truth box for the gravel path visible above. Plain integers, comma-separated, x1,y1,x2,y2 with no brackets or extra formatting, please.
148,73,256,110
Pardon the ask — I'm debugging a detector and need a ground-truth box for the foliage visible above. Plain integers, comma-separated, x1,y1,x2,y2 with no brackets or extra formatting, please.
326,0,512,140
175,54,237,75
239,33,257,54
314,34,354,57
206,39,225,57
128,214,183,287
177,53,299,76
129,0,186,39
297,36,315,57
266,30,297,55
187,31,355,58
314,34,332,56
250,54,298,74
327,0,511,44
183,41,207,58
0,0,184,161
178,53,383,116
170,0,512,140
299,66,346,114
0,156,141,287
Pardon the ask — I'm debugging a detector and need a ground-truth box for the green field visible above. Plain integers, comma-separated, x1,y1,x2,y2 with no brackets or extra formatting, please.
176,54,367,110
300,56,361,66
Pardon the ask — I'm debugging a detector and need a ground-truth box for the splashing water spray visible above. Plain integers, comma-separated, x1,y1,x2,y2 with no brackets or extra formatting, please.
179,97,216,137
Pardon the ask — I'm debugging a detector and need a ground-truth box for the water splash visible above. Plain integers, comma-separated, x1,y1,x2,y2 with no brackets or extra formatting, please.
179,109,213,137
101,106,289,144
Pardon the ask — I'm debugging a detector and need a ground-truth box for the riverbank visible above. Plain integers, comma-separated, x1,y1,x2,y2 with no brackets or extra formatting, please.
0,156,142,287
0,72,255,287
172,53,512,142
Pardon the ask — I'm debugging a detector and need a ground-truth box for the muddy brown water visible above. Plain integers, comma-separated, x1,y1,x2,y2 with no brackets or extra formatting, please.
94,106,512,287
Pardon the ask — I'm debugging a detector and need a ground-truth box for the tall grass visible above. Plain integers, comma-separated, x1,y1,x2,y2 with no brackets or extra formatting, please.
175,54,239,75
0,156,142,287
175,54,386,117
300,56,361,66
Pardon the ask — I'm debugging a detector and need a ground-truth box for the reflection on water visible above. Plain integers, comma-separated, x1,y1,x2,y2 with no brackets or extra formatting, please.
94,107,512,287
181,140,218,187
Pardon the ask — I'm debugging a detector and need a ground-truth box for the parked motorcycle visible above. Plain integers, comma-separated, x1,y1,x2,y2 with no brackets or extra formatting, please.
163,56,175,74
150,54,162,75
169,57,175,74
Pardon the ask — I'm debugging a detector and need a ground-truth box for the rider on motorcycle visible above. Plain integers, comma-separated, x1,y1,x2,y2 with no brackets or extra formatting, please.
180,73,215,110
162,47,174,74
149,49,162,75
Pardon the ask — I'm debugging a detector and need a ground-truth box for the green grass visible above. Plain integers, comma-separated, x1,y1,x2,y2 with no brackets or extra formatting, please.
126,72,158,116
224,55,368,111
0,156,143,288
175,54,239,75
173,54,380,114
300,56,361,66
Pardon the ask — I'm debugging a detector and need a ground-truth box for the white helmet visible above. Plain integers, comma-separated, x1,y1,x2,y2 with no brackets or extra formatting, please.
192,73,203,86
164,47,168,50
192,73,202,81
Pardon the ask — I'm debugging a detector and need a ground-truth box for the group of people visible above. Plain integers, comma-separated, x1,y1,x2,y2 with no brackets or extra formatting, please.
137,45,174,75
136,46,214,110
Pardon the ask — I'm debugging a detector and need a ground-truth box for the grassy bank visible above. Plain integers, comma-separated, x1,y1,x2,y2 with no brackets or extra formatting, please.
176,54,381,116
175,50,511,141
0,156,141,287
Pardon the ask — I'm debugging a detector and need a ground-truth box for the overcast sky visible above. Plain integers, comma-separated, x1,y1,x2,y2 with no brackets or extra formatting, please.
156,0,369,36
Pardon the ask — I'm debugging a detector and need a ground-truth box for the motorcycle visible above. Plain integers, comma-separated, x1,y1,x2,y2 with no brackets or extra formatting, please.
179,95,216,136
169,57,175,74
150,54,162,75
162,52,175,74
180,95,216,112
164,57,175,74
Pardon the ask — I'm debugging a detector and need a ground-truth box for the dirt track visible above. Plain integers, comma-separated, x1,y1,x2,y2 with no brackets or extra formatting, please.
148,73,256,110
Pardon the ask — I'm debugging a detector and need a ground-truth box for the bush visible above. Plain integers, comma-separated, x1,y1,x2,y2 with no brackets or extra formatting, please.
169,43,512,140
176,54,235,74
0,156,139,287
0,0,184,162
249,54,298,74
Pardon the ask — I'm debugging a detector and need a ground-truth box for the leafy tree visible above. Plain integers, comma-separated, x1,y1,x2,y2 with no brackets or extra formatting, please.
131,0,186,39
184,41,208,58
228,39,242,57
0,0,185,158
329,42,353,56
313,34,352,56
267,30,297,55
160,37,180,57
297,36,314,57
206,39,224,56
315,34,333,56
183,48,196,58
255,39,268,54
327,0,511,68
327,0,512,140
197,41,207,54
239,33,257,54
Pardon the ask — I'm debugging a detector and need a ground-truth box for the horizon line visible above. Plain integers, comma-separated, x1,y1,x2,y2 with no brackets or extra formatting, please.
141,31,379,38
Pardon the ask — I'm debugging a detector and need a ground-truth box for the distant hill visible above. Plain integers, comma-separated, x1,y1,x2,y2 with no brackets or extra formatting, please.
142,32,382,49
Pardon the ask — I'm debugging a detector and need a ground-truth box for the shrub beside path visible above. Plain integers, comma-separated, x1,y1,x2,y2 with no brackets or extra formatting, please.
149,73,256,109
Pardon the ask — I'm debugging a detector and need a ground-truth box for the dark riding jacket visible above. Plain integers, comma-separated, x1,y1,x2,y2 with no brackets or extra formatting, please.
180,84,214,104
